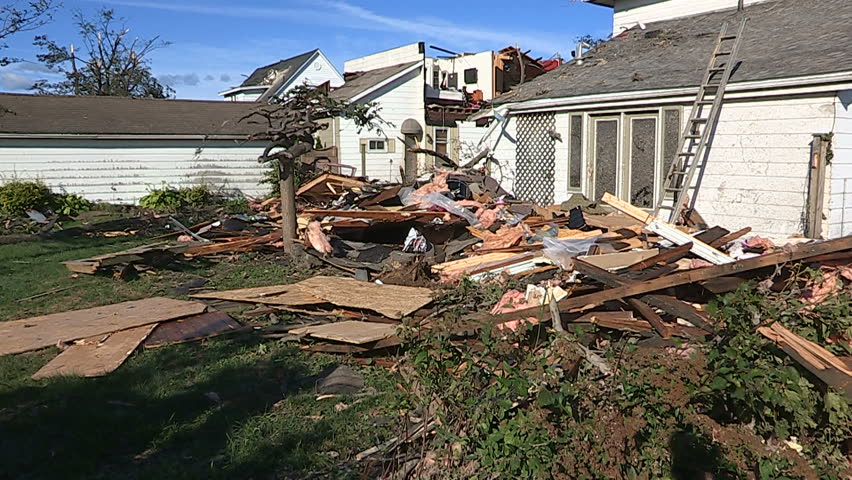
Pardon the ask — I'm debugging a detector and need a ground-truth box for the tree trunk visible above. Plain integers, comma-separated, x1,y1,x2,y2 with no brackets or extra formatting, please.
279,160,297,256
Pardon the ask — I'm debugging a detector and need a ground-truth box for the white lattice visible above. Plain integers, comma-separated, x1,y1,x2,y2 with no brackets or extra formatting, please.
514,113,556,206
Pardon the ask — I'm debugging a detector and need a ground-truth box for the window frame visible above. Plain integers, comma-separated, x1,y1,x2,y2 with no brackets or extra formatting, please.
434,127,449,155
367,139,387,152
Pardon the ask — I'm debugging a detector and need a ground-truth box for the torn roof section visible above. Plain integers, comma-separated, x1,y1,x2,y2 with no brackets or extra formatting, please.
0,93,263,138
330,61,422,102
497,0,852,105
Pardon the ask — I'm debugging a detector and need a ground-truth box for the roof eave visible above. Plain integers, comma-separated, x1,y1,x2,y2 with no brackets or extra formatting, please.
585,0,615,7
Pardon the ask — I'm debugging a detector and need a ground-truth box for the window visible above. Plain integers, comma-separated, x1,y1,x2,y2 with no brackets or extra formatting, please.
368,139,386,152
568,115,583,190
448,73,458,89
661,108,682,196
464,68,478,84
434,128,449,155
593,118,619,201
628,117,657,208
432,69,440,89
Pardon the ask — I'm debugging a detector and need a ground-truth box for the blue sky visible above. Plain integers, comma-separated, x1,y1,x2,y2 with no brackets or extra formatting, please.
0,0,613,99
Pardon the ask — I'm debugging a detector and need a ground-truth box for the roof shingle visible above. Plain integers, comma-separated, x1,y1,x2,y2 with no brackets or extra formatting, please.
497,0,852,104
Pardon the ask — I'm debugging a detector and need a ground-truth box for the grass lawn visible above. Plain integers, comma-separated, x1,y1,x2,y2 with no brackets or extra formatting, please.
0,234,402,479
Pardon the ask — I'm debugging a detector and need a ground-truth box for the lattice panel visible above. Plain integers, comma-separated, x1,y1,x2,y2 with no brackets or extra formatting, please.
514,113,556,206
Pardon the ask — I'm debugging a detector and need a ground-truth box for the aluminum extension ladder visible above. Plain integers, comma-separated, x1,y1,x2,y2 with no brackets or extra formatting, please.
654,18,748,223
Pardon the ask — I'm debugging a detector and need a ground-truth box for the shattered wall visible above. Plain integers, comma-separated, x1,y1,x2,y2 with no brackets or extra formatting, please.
0,138,268,204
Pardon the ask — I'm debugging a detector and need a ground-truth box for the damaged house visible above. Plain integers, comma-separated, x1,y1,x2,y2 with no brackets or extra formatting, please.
478,0,852,238
220,49,344,102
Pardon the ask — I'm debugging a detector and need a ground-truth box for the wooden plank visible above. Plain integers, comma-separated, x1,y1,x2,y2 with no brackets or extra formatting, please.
290,321,397,345
431,252,518,273
0,298,207,356
710,227,752,248
62,242,196,274
191,285,324,307
759,323,852,398
295,276,433,319
572,311,653,333
303,210,446,220
584,214,642,231
488,235,852,325
144,311,242,348
647,221,735,265
574,259,671,338
601,193,734,265
32,325,156,379
624,243,693,272
578,249,659,271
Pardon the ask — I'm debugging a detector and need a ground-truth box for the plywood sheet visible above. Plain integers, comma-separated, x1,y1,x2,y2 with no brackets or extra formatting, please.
578,249,660,271
144,311,242,348
290,321,397,345
191,284,324,307
296,276,433,319
0,298,207,356
32,325,156,379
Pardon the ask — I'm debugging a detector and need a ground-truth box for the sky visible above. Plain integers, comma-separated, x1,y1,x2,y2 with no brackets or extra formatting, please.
0,0,613,100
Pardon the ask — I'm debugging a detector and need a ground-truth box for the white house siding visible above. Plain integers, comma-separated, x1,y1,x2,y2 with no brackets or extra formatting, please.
612,0,773,33
829,90,852,237
335,67,426,182
0,138,268,204
344,43,424,73
463,117,518,192
285,53,345,90
690,95,836,237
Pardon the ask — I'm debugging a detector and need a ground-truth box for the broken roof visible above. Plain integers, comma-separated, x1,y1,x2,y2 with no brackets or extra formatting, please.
498,0,852,104
240,49,319,88
0,94,263,138
330,61,421,102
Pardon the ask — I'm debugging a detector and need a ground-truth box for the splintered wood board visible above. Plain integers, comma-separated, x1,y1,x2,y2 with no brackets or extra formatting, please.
63,242,196,274
0,298,207,356
191,284,325,307
144,311,242,348
32,325,157,380
431,252,518,273
295,276,433,319
578,249,660,271
290,321,397,345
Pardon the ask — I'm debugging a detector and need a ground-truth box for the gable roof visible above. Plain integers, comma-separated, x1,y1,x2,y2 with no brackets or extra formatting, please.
498,0,852,105
330,61,422,102
0,94,263,138
241,49,319,88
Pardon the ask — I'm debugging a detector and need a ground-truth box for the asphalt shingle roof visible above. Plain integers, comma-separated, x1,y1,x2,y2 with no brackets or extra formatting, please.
330,61,421,101
0,94,263,137
240,50,319,88
497,0,852,104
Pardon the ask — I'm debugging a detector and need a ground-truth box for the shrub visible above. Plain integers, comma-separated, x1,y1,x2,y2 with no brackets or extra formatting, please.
51,193,92,216
179,185,211,208
0,181,52,215
139,184,185,210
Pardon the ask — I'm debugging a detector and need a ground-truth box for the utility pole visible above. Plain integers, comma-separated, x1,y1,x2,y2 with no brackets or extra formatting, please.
69,43,80,95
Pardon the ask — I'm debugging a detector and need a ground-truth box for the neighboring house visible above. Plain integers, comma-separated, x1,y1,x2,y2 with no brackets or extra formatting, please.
316,44,427,182
0,94,267,203
220,49,344,102
472,0,852,239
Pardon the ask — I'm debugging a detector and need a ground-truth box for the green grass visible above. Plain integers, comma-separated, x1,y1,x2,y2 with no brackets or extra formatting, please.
0,233,401,479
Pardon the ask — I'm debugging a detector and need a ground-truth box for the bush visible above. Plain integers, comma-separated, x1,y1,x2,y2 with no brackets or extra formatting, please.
139,183,247,213
0,181,52,215
51,193,92,216
139,184,185,210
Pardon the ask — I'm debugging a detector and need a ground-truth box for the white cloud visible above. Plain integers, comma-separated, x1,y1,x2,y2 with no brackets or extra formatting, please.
94,0,571,56
159,72,201,86
0,71,36,90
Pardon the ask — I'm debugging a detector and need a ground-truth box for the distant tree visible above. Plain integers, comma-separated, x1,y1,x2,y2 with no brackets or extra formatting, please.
31,8,173,98
0,0,58,65
576,34,607,49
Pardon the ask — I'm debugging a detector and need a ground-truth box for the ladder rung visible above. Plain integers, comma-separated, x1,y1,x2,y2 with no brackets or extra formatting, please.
657,205,675,210
715,51,733,56
696,100,714,105
709,67,726,72
665,187,684,192
719,35,737,40
678,152,696,156
689,118,709,123
684,134,702,139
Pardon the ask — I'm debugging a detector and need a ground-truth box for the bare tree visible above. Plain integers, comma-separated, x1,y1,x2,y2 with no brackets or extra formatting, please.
242,85,387,254
32,8,172,98
0,0,58,65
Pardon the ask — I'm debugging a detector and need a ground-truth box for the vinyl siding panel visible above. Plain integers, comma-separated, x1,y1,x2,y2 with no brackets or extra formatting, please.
829,90,852,237
0,138,268,204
